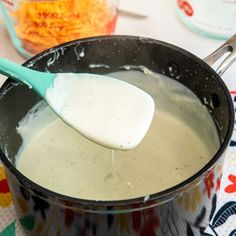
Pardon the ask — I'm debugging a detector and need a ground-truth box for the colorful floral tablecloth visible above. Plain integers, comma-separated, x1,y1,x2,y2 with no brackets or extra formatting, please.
0,92,236,236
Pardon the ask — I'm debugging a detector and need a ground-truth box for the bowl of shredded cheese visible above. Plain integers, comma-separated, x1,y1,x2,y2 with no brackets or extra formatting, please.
0,0,118,58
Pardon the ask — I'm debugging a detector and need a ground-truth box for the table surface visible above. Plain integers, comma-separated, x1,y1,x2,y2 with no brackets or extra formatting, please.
1,0,236,235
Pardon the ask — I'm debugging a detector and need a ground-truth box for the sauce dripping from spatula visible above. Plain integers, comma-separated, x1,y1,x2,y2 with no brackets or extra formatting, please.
0,58,155,150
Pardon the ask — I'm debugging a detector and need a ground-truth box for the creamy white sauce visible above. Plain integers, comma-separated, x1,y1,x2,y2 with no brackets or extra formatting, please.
16,70,220,201
45,74,155,150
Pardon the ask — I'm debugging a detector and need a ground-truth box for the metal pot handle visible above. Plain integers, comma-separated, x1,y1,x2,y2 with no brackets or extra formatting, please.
203,34,236,76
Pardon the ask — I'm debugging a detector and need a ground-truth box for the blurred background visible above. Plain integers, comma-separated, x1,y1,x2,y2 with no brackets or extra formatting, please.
0,0,235,89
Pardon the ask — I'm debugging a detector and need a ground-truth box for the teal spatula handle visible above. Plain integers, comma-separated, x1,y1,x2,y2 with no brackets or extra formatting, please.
0,58,55,97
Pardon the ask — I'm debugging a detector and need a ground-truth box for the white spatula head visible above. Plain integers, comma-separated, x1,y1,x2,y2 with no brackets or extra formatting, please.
46,73,155,150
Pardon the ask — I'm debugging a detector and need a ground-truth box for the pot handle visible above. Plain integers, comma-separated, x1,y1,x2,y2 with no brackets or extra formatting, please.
203,34,236,76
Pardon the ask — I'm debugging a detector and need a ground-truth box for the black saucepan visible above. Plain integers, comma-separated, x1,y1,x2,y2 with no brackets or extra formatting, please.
0,35,235,236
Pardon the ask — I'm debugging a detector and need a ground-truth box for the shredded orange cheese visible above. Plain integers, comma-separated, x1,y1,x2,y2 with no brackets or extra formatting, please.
11,0,117,54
